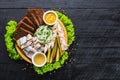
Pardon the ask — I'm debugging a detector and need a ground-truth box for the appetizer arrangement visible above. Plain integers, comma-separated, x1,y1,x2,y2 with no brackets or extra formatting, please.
4,8,75,75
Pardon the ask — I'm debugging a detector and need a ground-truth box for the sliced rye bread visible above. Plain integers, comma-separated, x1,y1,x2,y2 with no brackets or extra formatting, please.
13,8,44,41
27,8,44,29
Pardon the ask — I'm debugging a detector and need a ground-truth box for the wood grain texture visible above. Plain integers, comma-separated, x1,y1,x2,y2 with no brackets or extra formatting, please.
0,0,120,80
0,0,120,9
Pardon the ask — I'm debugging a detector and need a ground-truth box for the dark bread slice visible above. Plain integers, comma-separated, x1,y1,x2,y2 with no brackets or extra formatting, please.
23,16,36,30
14,16,35,41
20,22,35,33
36,9,44,25
13,25,33,41
16,16,35,33
26,12,39,29
30,13,40,26
26,13,37,30
28,8,44,27
34,10,43,25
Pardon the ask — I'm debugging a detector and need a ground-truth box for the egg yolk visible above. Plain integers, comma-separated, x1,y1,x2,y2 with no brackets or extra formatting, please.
45,13,56,24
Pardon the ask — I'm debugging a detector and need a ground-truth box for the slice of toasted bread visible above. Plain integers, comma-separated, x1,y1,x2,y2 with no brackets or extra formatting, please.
13,25,33,41
27,8,44,28
15,20,68,64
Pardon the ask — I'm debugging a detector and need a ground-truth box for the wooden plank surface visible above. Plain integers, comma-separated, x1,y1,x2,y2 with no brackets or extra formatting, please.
0,0,120,9
0,0,120,80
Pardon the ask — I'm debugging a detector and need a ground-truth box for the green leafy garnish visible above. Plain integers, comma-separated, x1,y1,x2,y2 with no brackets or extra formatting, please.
4,20,21,60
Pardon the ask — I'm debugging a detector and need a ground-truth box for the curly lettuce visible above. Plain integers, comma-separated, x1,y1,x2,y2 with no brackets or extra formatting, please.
4,20,21,60
4,11,75,75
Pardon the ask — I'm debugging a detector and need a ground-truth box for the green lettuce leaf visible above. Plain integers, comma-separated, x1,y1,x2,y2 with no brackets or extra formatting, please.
4,20,21,60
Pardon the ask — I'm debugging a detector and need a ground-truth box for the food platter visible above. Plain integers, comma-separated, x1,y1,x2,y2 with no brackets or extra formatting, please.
15,19,68,64
4,8,75,75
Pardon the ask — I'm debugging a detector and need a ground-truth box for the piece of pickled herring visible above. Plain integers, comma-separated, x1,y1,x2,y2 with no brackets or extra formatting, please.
26,34,32,40
19,36,27,45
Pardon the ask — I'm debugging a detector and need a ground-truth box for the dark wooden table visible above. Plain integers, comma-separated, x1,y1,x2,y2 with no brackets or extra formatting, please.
1,0,120,80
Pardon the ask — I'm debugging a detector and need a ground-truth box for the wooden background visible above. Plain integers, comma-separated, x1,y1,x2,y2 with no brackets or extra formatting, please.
1,0,120,80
